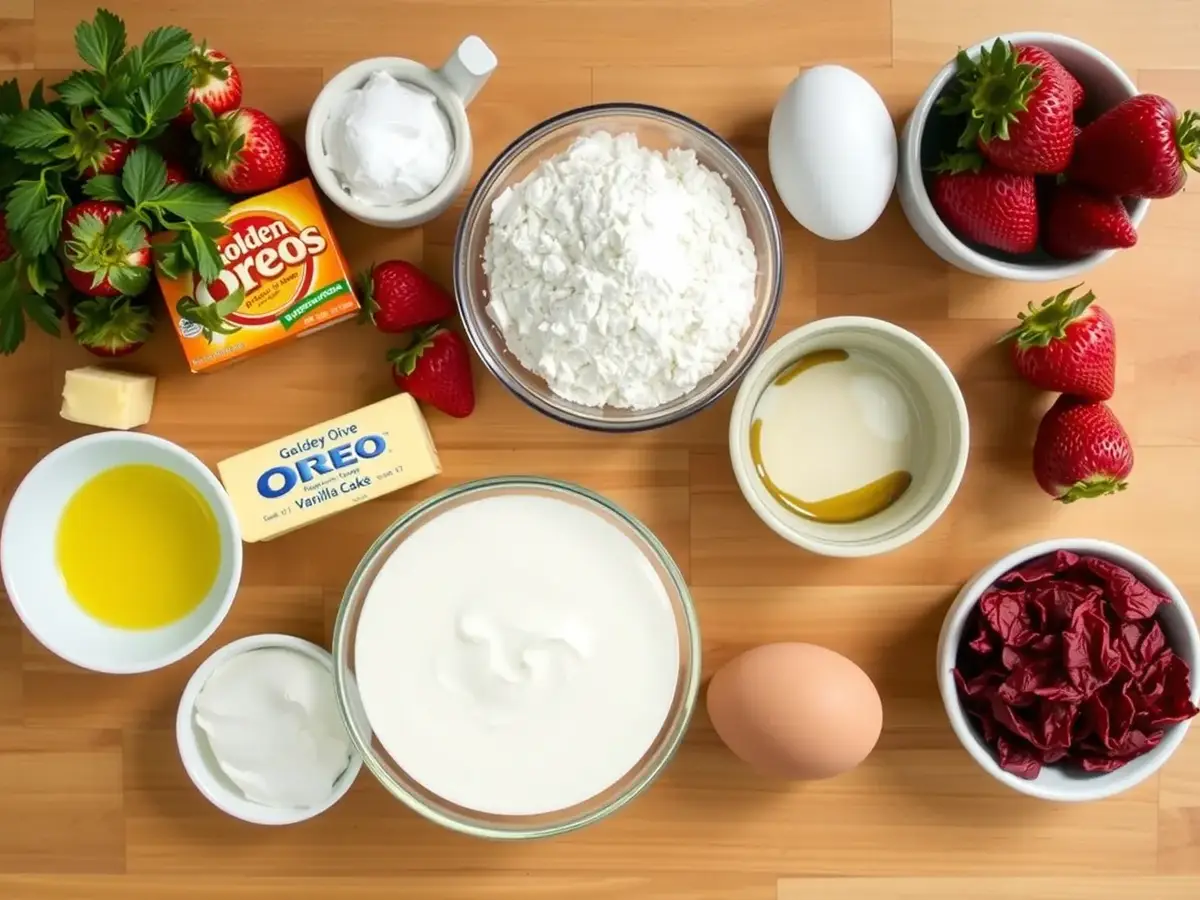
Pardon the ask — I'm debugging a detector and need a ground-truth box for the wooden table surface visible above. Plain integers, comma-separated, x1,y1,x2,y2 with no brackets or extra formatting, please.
2,1,1200,898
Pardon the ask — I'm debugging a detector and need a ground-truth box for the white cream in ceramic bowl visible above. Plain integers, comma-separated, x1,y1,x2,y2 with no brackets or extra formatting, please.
0,432,241,674
937,539,1199,802
728,317,968,558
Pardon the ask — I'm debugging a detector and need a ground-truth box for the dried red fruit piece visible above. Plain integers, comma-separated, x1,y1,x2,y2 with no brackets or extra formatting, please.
1077,556,1169,620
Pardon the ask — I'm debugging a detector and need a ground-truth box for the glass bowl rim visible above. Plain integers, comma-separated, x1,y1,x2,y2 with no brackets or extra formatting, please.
331,474,703,839
452,101,785,434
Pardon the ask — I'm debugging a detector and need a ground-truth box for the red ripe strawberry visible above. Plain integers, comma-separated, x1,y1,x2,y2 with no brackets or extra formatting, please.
59,201,152,298
164,159,191,185
192,107,297,195
174,45,243,126
1016,44,1084,111
388,326,475,418
1068,94,1200,199
1033,395,1132,502
0,211,12,262
67,294,153,357
931,154,1038,254
359,260,455,333
1002,284,1115,401
1042,184,1137,259
81,137,136,178
940,38,1075,174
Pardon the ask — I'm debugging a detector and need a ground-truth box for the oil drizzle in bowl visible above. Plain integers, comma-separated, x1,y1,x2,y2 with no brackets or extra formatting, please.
750,348,913,524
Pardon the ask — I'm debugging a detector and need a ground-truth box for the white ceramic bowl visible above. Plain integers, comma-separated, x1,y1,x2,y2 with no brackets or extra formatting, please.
897,31,1149,281
728,317,969,558
177,633,363,826
937,539,1200,802
1,432,241,674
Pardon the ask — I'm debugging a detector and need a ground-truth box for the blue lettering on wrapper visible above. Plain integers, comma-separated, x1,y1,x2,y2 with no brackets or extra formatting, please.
256,433,389,499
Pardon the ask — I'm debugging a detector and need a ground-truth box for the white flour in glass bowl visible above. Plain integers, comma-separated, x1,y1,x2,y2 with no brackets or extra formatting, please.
482,131,758,411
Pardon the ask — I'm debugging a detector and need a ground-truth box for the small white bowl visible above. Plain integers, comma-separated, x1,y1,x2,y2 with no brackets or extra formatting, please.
728,317,968,558
897,31,1149,281
306,36,497,229
176,634,363,826
1,432,241,674
937,539,1200,803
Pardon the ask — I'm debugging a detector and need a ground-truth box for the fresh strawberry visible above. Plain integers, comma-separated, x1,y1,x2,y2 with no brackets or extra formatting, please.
164,159,191,185
192,106,297,195
0,211,12,262
59,201,152,298
81,137,136,178
940,38,1076,174
67,294,153,357
1068,94,1200,199
388,326,475,418
1016,44,1084,111
174,45,243,126
1033,395,1132,502
931,154,1038,254
1002,284,1115,401
1042,184,1137,260
359,261,455,333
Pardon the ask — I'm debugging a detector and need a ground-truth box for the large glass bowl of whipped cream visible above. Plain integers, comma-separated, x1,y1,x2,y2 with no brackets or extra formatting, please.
332,476,701,839
454,103,783,432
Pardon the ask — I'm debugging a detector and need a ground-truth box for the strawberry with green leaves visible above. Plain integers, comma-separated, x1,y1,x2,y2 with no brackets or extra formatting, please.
192,106,298,195
388,326,476,418
359,260,455,333
1002,285,1116,401
68,293,152,357
1033,395,1133,502
59,200,152,297
174,44,242,126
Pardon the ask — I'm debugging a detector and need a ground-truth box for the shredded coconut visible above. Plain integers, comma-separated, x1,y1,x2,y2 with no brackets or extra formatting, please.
482,131,758,410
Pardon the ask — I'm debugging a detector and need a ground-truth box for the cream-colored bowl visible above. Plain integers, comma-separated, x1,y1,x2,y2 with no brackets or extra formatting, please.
728,317,968,558
1,432,241,674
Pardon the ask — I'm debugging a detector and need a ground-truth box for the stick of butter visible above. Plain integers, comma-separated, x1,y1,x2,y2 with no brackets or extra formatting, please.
60,367,156,430
217,394,441,542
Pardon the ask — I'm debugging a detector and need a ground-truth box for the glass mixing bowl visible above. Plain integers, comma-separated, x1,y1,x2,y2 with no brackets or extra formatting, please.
453,103,784,432
331,476,702,839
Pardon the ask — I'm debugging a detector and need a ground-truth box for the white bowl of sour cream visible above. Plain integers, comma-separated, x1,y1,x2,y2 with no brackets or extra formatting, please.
332,477,701,839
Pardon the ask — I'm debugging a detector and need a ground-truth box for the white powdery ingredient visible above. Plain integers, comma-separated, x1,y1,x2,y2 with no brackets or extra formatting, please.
482,131,759,410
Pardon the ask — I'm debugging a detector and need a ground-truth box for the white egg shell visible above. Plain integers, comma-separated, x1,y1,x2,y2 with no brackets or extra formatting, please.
768,65,897,241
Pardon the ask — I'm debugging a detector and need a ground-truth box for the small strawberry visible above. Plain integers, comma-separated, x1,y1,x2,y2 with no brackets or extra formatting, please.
0,211,12,262
67,294,153,357
1068,94,1200,199
359,260,455,333
164,159,191,185
81,137,136,178
931,153,1038,254
59,201,152,298
388,326,475,418
192,106,297,195
1042,184,1137,259
174,45,243,126
1016,44,1084,111
1033,395,1132,502
1001,284,1115,401
939,38,1076,174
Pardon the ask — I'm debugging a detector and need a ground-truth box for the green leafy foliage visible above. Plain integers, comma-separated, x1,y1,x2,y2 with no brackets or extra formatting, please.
121,145,167,205
74,8,127,76
176,288,244,342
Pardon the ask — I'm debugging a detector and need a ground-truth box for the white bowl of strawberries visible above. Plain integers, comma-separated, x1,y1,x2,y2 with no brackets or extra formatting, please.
899,32,1196,281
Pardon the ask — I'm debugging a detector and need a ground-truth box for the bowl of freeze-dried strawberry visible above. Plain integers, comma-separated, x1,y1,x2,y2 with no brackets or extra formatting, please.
937,539,1199,802
898,32,1173,282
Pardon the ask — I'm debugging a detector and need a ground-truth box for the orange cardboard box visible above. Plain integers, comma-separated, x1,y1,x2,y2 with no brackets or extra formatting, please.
158,179,360,373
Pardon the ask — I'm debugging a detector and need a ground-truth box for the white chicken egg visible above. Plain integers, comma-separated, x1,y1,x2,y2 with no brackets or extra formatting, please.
768,65,897,241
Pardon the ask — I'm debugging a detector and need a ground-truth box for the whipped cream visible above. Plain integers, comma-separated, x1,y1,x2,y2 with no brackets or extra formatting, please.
194,647,352,809
324,71,454,206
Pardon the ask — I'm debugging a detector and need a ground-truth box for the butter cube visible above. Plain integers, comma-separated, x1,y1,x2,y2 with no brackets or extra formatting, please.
217,394,441,542
60,367,156,430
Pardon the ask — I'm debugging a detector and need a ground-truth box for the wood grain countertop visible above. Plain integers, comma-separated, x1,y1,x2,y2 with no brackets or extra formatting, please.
1,1,1199,898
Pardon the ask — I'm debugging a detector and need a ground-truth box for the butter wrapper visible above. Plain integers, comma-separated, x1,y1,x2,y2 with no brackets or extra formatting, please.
217,394,440,542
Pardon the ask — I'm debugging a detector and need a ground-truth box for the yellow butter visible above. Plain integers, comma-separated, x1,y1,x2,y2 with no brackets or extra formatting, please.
60,367,156,430
217,394,440,542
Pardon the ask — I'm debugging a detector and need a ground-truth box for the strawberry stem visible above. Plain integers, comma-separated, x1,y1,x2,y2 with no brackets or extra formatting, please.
938,38,1042,149
998,283,1095,348
356,263,379,325
1177,109,1200,174
387,325,441,377
1058,476,1128,503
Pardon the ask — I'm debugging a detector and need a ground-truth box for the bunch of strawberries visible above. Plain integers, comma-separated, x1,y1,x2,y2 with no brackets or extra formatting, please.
1002,285,1131,503
932,39,1198,260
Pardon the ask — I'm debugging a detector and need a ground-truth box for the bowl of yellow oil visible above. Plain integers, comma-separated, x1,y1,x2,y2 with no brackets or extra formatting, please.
729,317,969,557
1,432,242,673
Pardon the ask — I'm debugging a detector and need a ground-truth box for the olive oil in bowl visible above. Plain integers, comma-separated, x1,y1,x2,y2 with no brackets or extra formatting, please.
56,463,222,629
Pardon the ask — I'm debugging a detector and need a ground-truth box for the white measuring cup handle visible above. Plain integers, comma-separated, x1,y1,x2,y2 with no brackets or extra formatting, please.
437,36,498,107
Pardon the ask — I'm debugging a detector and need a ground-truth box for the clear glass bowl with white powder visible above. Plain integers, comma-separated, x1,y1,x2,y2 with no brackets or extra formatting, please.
453,103,783,432
331,476,701,839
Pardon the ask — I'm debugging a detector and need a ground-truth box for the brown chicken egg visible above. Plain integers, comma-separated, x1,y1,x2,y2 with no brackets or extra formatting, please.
706,642,883,780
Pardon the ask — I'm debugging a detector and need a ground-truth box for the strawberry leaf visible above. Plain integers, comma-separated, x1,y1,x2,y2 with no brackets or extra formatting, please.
133,66,191,138
97,105,137,139
21,290,60,337
0,78,22,119
137,26,193,73
53,71,103,108
121,144,167,205
74,9,127,76
0,296,25,353
6,178,67,257
25,253,61,295
107,264,150,296
26,80,46,110
21,146,61,164
151,182,230,221
22,203,66,258
153,236,188,280
186,224,225,283
83,173,125,202
1,108,71,149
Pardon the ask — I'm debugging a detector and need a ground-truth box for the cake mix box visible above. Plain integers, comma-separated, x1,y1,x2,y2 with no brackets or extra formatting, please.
157,179,360,373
